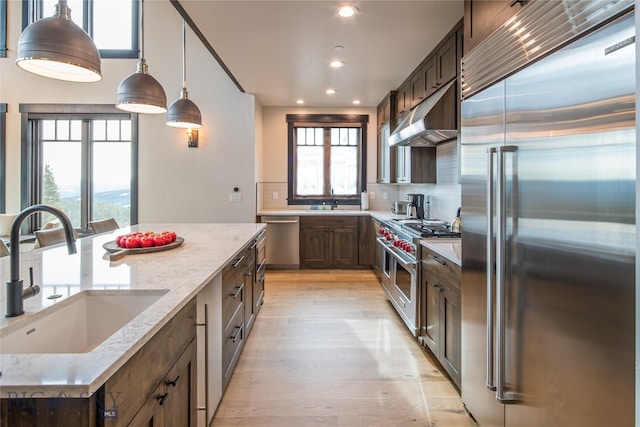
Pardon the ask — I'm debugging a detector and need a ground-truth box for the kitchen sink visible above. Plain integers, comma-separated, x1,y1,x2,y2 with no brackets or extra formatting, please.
0,289,169,354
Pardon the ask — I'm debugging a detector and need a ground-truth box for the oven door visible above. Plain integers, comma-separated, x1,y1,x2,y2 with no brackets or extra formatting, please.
377,237,394,292
393,252,418,335
377,237,419,336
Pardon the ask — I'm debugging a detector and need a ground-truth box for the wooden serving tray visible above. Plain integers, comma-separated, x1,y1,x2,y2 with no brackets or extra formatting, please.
103,237,185,261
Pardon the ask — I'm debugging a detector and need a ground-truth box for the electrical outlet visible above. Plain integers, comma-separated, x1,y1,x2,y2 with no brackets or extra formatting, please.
369,192,376,200
383,192,388,200
272,192,279,200
229,193,242,202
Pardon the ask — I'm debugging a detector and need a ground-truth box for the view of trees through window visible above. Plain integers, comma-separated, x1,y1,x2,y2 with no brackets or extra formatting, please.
39,119,132,229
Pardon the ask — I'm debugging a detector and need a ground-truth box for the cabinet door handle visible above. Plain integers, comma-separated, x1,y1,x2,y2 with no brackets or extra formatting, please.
231,284,244,299
157,393,169,406
232,256,246,268
428,253,446,265
166,375,180,387
231,322,244,343
433,283,443,293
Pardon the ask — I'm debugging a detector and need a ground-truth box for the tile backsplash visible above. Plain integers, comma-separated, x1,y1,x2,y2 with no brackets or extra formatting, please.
257,140,461,223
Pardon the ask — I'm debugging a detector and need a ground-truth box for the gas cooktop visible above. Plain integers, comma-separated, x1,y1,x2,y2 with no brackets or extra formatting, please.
388,219,461,238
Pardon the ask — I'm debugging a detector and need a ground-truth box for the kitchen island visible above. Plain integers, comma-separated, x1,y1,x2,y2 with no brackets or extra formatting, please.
0,223,265,425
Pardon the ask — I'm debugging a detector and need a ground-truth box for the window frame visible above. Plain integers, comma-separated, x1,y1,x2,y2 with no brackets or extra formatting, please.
0,103,6,212
286,114,368,206
0,0,6,57
19,104,139,233
22,0,139,59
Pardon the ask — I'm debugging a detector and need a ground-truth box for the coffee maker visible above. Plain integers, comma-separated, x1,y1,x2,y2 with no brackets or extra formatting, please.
406,193,425,219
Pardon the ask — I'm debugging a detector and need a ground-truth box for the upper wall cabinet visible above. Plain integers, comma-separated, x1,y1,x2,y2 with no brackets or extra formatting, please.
392,19,463,124
422,34,457,101
463,0,528,55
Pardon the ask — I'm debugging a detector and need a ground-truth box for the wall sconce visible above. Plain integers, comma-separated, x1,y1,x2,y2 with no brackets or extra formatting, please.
187,129,198,148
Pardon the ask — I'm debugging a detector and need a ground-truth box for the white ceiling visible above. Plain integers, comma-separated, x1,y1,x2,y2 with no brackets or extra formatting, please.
179,1,464,108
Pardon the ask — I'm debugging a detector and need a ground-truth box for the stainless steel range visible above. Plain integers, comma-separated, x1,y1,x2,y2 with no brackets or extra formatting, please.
376,218,460,335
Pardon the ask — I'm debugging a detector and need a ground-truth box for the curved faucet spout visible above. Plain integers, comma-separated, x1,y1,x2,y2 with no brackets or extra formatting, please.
6,204,77,317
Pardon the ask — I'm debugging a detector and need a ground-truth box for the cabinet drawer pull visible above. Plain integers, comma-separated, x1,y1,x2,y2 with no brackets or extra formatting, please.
231,322,244,343
428,254,446,265
231,284,244,299
166,375,180,387
232,256,245,268
249,241,257,250
157,393,169,406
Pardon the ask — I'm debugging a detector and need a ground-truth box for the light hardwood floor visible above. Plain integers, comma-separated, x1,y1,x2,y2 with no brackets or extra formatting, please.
212,269,477,427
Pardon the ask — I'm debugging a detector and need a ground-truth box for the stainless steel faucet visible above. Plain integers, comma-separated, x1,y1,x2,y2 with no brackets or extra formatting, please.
5,204,77,317
330,188,338,210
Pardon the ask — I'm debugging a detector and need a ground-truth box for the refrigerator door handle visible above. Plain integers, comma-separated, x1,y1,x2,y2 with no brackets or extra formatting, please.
496,145,518,404
485,147,497,391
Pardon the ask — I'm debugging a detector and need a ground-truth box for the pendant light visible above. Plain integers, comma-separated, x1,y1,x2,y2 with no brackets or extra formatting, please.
116,0,167,114
16,0,102,82
166,20,202,129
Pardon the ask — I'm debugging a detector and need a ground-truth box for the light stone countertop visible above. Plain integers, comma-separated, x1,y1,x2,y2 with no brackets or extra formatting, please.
257,209,406,222
420,238,462,266
0,223,266,397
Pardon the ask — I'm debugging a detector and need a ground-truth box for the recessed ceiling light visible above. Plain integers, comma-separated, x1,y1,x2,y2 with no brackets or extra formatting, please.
326,89,336,95
296,99,304,104
352,100,361,105
330,60,345,68
338,5,358,18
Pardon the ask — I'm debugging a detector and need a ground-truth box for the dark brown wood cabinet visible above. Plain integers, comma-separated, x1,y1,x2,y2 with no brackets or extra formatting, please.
376,91,395,129
410,69,425,108
420,247,461,388
395,80,411,119
129,340,197,427
358,216,375,267
221,244,256,390
396,146,437,184
377,92,397,184
300,216,360,269
464,0,528,55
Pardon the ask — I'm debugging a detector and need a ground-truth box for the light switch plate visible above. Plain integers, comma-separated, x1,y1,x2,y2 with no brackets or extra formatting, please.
383,192,388,200
229,193,242,202
370,192,376,200
272,192,279,200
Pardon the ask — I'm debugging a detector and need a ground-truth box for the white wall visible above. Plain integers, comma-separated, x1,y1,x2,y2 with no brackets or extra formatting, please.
1,0,256,223
258,106,460,222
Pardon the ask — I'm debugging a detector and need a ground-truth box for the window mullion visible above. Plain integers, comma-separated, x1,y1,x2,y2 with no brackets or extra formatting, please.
323,128,331,197
81,120,91,232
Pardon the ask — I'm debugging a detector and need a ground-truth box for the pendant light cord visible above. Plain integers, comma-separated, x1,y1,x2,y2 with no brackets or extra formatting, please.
182,20,187,90
139,0,145,61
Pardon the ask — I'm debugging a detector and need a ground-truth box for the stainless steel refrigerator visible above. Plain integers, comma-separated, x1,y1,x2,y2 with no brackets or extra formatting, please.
460,2,635,426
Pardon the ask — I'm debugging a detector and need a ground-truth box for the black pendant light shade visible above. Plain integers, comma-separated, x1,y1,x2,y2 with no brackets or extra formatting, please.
166,20,202,128
166,88,202,128
116,59,168,114
116,0,167,114
16,0,102,82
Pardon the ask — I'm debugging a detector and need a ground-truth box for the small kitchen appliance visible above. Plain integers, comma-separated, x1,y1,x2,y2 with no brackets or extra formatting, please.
406,194,425,219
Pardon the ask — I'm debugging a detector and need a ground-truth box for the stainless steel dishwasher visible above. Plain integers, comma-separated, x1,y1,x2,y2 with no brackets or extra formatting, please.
260,216,299,269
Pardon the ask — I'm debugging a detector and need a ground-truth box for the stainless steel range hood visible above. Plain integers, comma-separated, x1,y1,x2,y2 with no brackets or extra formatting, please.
389,80,457,146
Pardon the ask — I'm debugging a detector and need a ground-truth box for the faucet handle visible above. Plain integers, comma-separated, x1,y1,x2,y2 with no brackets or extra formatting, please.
22,267,40,299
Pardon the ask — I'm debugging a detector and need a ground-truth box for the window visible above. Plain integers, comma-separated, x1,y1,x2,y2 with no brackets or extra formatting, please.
20,104,138,233
0,104,5,212
23,0,138,58
287,114,368,205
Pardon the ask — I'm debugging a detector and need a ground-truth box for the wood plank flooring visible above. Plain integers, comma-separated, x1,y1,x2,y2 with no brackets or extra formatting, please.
212,270,477,427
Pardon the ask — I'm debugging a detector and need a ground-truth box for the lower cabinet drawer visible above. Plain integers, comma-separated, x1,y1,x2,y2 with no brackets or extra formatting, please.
222,277,244,331
222,304,245,390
